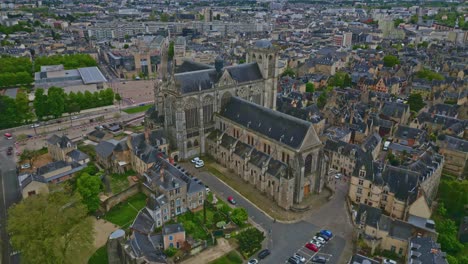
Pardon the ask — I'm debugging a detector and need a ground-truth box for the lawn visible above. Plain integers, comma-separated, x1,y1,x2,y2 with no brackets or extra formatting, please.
88,246,108,264
103,192,147,228
209,250,243,264
109,170,136,194
177,210,211,240
123,104,152,114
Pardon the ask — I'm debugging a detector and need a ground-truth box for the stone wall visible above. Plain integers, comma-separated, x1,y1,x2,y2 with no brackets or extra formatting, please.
103,183,141,212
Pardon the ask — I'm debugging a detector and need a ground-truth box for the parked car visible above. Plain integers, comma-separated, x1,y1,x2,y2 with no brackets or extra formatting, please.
71,116,78,120
195,160,204,168
7,146,13,151
316,233,330,241
334,173,342,179
227,196,236,205
20,164,31,169
305,242,318,252
205,186,210,193
247,259,258,264
30,123,40,128
4,133,12,139
6,149,12,156
258,249,271,259
191,157,200,163
310,240,323,248
313,236,326,243
311,255,327,263
320,230,333,238
288,256,301,264
293,253,306,262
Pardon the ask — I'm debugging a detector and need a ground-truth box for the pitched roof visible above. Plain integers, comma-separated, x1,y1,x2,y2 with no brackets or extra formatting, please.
355,203,382,228
174,69,218,94
162,223,184,235
131,208,154,235
225,63,263,83
174,60,213,74
47,134,75,148
220,97,320,149
66,149,89,162
409,236,448,264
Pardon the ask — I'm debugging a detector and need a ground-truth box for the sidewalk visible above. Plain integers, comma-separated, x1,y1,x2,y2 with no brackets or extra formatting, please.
203,161,331,222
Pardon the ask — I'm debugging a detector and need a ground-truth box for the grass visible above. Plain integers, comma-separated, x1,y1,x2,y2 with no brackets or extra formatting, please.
123,104,152,114
177,210,211,240
109,170,136,194
88,246,108,264
209,250,243,264
103,192,147,228
78,144,97,161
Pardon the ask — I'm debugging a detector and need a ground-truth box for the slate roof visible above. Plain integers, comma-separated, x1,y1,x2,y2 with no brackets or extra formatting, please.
47,134,75,148
162,223,184,235
131,208,154,235
362,133,382,153
233,141,253,159
225,63,263,83
266,159,288,179
394,125,426,144
88,129,108,140
254,39,273,48
220,134,237,149
174,69,218,94
95,139,127,159
66,149,89,162
130,133,160,164
382,166,419,202
443,136,468,152
146,194,168,211
355,203,382,228
174,60,213,74
349,254,379,264
380,101,409,119
220,97,319,149
132,232,166,263
409,236,448,264
417,112,466,130
249,149,270,168
36,160,69,175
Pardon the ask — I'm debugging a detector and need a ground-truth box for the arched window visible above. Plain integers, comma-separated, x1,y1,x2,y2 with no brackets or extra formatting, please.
221,92,232,108
202,96,214,124
304,154,313,174
185,98,199,130
194,139,199,147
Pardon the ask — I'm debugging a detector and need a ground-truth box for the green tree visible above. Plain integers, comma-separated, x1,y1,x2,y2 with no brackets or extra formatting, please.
20,148,39,166
236,228,265,257
168,41,175,60
160,13,169,22
76,173,102,213
317,91,327,109
164,247,177,257
383,55,400,67
305,82,315,93
281,67,296,78
415,68,444,81
231,207,248,226
47,86,65,118
343,73,352,87
407,93,425,112
0,95,19,128
7,191,94,264
33,88,48,120
446,255,459,264
15,91,34,123
410,14,418,24
123,44,129,49
394,18,404,27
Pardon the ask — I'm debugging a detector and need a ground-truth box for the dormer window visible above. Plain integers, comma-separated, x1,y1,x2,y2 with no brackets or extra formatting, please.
359,169,366,178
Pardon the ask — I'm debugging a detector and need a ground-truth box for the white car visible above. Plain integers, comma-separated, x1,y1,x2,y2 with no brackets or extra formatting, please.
20,164,31,169
334,173,342,179
314,236,326,243
293,253,306,262
71,116,78,120
30,124,40,128
248,259,258,264
191,157,200,163
195,160,204,168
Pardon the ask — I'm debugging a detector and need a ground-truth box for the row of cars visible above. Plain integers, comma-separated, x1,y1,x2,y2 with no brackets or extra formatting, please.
247,249,271,264
191,157,205,168
287,230,333,264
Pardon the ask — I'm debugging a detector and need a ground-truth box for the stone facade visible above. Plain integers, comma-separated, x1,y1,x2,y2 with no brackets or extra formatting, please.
150,39,279,160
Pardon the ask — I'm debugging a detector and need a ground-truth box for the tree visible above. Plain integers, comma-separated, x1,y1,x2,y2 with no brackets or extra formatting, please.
383,55,400,67
305,82,315,93
231,207,248,226
394,18,404,27
76,173,102,213
15,91,33,123
123,44,129,49
236,228,265,257
160,13,169,22
168,41,175,60
415,68,444,81
407,93,425,112
281,67,296,78
47,86,65,118
33,88,48,120
7,191,94,264
20,148,38,166
0,95,19,129
317,91,327,109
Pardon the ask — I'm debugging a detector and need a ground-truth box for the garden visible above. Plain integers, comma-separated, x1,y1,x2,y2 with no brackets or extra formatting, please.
103,192,148,228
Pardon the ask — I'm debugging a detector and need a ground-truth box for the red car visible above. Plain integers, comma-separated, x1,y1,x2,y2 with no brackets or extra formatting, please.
227,196,237,205
305,243,318,252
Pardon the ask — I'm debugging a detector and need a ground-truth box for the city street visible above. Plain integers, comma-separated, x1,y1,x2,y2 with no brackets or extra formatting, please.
183,164,352,264
0,137,22,264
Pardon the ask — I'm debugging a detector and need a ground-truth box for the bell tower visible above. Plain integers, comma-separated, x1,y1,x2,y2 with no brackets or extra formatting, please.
246,39,279,110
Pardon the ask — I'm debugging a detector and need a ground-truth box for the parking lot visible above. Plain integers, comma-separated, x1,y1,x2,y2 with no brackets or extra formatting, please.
284,229,341,264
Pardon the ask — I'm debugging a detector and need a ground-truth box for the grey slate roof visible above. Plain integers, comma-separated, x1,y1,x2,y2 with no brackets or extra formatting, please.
394,125,426,143
162,223,184,235
409,236,448,264
382,166,419,202
380,101,409,119
233,141,253,159
220,97,317,149
254,39,273,48
355,203,382,228
131,208,154,235
349,254,379,264
132,232,166,263
249,149,270,168
174,60,213,74
225,63,263,83
47,134,75,148
443,136,468,152
66,149,89,162
174,69,218,94
266,159,288,179
36,160,69,175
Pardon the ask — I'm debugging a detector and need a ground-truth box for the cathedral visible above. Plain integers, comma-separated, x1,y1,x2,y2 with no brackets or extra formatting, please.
147,39,327,209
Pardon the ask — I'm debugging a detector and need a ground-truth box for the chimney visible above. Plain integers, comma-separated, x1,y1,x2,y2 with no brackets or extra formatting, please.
215,56,224,75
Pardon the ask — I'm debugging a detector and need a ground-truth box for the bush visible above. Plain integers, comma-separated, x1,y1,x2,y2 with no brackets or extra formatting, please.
231,208,248,227
236,228,265,258
164,247,178,257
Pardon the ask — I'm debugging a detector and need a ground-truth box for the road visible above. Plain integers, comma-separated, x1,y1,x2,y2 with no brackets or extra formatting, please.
0,137,22,264
184,164,350,264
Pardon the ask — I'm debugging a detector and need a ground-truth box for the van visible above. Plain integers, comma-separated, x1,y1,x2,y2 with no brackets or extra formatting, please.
383,141,391,151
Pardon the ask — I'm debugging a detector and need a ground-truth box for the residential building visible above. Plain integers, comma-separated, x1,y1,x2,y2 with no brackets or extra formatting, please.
348,147,444,220
407,236,449,264
334,32,353,47
35,160,86,184
18,174,49,198
438,136,468,178
348,254,379,264
162,224,185,250
95,138,131,174
47,134,77,161
207,97,326,209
